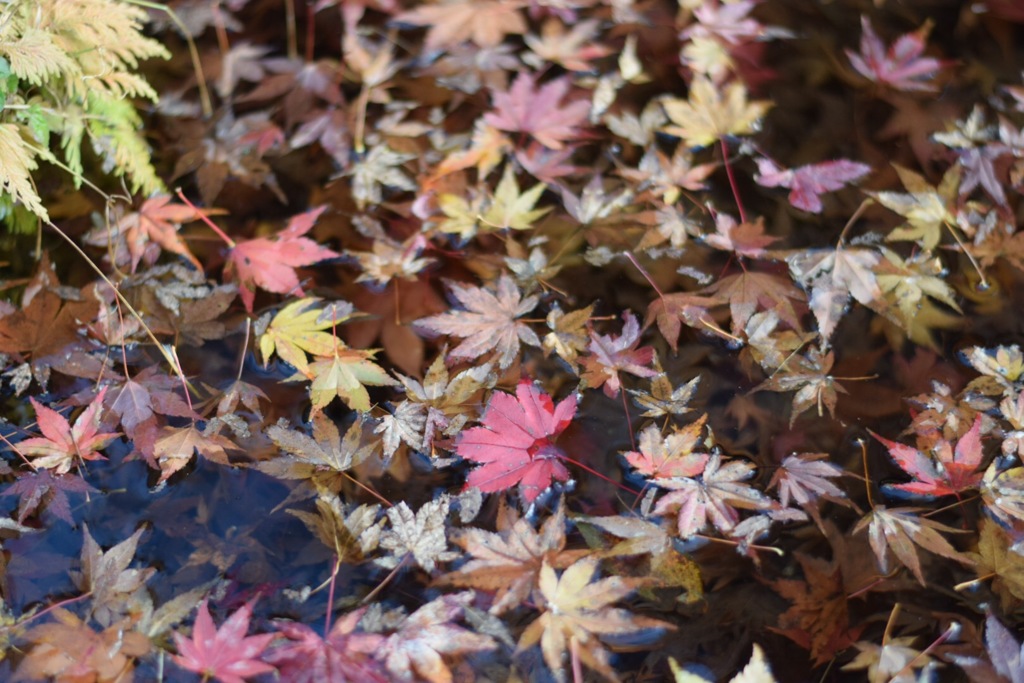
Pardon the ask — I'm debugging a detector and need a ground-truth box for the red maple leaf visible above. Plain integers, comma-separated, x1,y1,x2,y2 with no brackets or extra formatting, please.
483,72,590,150
18,388,119,475
172,599,275,683
456,381,577,504
224,206,339,312
846,17,946,93
755,157,871,213
871,415,985,498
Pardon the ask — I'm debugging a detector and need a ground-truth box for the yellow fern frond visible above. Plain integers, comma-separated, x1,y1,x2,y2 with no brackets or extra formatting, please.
0,123,46,220
0,27,79,86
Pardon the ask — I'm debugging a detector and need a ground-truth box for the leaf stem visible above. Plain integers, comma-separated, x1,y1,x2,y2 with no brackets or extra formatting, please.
858,439,875,509
719,138,747,225
176,189,236,248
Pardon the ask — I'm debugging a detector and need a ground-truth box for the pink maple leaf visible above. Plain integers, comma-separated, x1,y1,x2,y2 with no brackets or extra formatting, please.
18,388,118,475
846,17,946,92
456,381,577,504
755,157,871,213
224,205,339,312
172,599,275,683
871,415,985,498
483,72,590,150
580,312,657,398
263,609,388,683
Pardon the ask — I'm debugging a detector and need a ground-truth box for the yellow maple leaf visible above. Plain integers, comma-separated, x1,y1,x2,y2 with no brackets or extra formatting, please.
299,348,398,413
480,164,551,231
661,76,771,148
259,298,354,374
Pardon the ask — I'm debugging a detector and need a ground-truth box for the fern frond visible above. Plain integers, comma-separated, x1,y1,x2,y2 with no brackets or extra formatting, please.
0,123,47,220
0,27,79,86
86,96,163,195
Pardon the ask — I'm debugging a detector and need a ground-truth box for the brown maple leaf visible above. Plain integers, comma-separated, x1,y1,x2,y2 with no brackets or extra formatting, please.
435,501,587,614
16,608,150,683
702,270,806,337
71,524,155,627
153,423,240,481
415,273,541,369
395,0,528,51
770,552,864,665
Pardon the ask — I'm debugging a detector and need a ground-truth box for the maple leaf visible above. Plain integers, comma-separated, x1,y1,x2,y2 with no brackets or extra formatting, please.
768,453,849,518
264,609,388,683
117,194,220,272
949,613,1024,683
172,599,275,683
415,273,541,369
0,260,99,367
484,72,590,150
543,304,594,368
645,290,720,351
377,496,459,572
258,297,350,374
378,354,494,458
970,519,1024,608
875,247,961,329
517,557,672,682
153,423,239,481
264,414,378,498
980,463,1024,529
624,416,710,481
378,591,497,683
652,452,774,538
841,636,934,683
19,388,118,474
871,164,960,250
702,270,806,337
770,551,863,667
435,501,587,614
627,361,701,419
671,644,779,683
871,415,985,497
16,608,150,683
846,17,945,92
297,347,398,413
579,514,704,601
224,205,339,312
704,214,779,258
787,246,882,343
480,164,551,231
394,0,527,51
2,469,94,525
72,524,154,627
289,494,383,562
455,381,577,504
755,157,871,213
580,312,657,397
523,18,612,72
661,75,771,148
854,505,971,585
755,346,847,425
